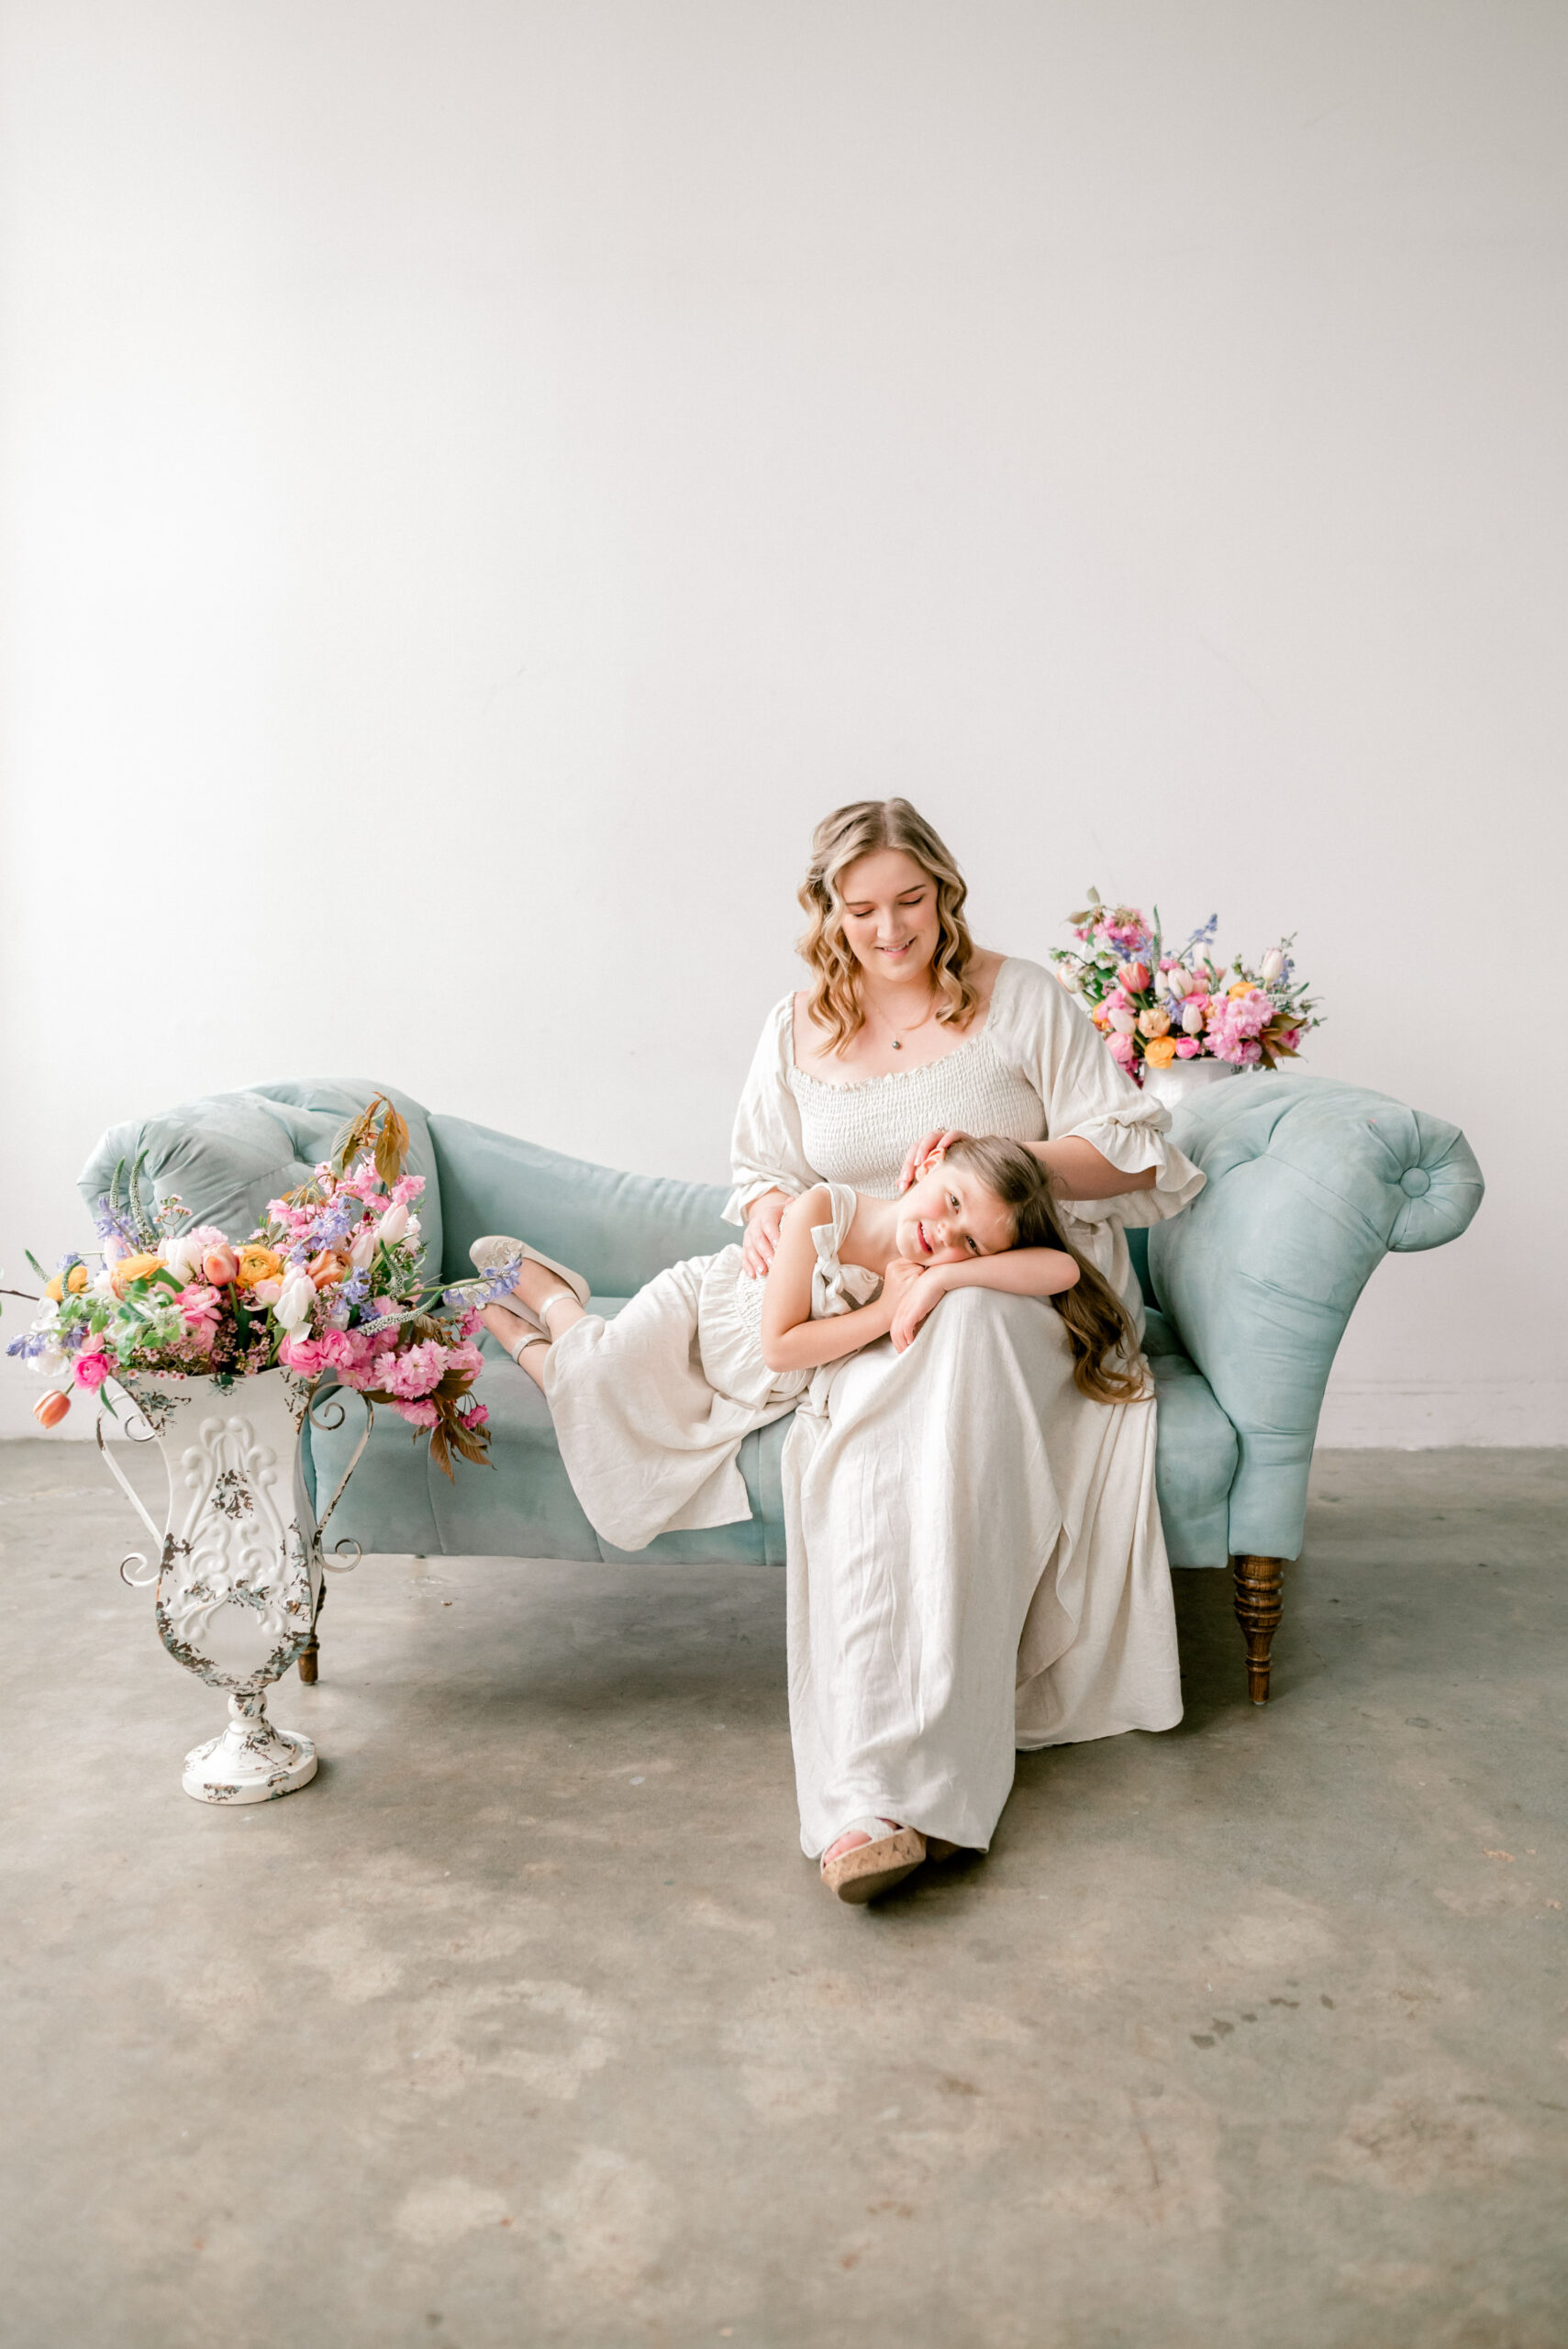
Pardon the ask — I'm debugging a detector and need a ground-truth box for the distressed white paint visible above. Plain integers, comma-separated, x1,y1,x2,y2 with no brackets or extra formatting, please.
1,4,1562,1445
97,1371,361,1800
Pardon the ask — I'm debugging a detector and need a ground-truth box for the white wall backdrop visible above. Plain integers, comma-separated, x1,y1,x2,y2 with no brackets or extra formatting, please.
2,0,1562,1443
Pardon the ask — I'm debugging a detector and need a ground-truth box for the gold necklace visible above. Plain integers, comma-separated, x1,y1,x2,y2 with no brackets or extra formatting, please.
875,989,938,1051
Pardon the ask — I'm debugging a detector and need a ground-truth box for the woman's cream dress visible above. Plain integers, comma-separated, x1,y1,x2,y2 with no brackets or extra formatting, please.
725,957,1205,1857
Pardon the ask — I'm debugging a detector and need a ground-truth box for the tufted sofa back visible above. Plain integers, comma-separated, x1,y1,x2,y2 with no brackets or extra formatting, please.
1149,1073,1484,1559
77,1082,445,1274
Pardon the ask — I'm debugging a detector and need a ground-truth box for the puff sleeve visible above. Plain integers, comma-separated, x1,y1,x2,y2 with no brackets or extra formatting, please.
723,996,821,1226
989,959,1206,1241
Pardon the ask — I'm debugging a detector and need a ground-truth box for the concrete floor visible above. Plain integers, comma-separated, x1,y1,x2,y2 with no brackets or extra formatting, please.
2,1446,1565,2349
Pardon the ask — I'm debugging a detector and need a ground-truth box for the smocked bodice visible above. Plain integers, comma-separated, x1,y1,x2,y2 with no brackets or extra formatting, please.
788,1029,1045,1197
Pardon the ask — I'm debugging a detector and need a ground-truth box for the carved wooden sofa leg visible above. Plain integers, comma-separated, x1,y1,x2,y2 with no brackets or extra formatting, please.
1232,1554,1285,1704
299,1579,325,1683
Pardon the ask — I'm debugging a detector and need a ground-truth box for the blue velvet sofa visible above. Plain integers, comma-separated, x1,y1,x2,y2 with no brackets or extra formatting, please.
80,1072,1484,1704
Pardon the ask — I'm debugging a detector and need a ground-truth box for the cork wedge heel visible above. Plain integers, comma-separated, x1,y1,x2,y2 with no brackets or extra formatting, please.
820,1820,928,1905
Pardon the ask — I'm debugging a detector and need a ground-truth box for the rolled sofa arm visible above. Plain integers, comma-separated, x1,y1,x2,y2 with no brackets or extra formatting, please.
1147,1073,1484,1564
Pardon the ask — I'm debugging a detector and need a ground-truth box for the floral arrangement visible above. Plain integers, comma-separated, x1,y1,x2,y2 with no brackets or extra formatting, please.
6,1096,522,1475
1051,890,1321,1085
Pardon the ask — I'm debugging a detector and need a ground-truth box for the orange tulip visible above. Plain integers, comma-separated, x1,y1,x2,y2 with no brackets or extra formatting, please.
33,1389,72,1429
1118,961,1151,993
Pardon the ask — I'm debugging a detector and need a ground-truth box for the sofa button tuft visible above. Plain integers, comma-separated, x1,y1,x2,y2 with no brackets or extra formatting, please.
1399,1166,1431,1196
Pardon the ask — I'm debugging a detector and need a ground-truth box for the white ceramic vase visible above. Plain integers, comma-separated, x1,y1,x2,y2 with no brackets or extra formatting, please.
95,1368,369,1804
1140,1055,1240,1113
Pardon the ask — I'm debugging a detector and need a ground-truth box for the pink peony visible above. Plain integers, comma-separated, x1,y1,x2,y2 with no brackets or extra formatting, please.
1175,1039,1202,1059
378,1340,448,1399
74,1353,112,1389
280,1334,324,1375
173,1283,222,1330
1107,1030,1137,1066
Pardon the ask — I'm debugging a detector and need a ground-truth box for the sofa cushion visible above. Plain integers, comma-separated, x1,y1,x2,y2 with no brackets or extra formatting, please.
313,1306,789,1569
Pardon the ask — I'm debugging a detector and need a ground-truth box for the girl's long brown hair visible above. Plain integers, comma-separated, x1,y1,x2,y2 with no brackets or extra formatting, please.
942,1135,1149,1405
797,799,980,1053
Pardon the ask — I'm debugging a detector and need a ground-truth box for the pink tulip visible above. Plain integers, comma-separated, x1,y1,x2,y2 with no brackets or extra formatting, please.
1107,1008,1137,1035
1118,961,1151,993
202,1243,239,1286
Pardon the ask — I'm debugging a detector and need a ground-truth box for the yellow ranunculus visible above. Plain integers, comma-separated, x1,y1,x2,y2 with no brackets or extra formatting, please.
1228,980,1256,1000
1142,1037,1178,1069
45,1264,92,1302
109,1252,165,1297
236,1245,285,1288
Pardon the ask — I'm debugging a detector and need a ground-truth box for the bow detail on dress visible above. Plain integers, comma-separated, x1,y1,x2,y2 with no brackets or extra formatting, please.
810,1223,883,1319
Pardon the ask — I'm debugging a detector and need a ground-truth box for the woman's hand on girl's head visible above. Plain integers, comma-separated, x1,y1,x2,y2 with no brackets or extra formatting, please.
741,1190,790,1278
897,1129,971,1193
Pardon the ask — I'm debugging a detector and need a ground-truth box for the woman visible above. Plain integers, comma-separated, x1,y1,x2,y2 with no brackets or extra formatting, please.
727,798,1204,1896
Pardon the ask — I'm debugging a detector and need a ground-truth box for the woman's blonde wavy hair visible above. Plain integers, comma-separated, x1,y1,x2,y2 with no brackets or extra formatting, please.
796,799,979,1053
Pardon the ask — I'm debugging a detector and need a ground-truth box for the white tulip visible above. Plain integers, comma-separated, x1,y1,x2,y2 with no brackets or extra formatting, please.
1163,966,1190,999
159,1230,202,1286
1261,948,1284,984
378,1204,409,1247
1182,1003,1207,1037
275,1272,316,1333
1107,1008,1137,1035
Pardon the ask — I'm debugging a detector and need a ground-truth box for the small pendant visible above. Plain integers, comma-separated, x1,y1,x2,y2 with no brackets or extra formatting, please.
892,1039,901,1050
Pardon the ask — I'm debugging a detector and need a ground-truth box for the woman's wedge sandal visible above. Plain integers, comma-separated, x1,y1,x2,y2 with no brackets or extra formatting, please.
470,1235,593,1333
820,1818,928,1905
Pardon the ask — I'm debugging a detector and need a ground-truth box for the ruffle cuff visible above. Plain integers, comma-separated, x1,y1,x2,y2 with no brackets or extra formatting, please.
721,1174,806,1228
1052,1103,1207,1232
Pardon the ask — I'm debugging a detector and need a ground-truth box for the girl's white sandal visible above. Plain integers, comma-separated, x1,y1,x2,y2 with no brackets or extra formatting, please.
820,1818,927,1905
470,1235,593,1333
484,1304,551,1365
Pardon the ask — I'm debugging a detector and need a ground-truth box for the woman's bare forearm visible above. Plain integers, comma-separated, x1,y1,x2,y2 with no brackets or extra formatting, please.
1028,1138,1158,1200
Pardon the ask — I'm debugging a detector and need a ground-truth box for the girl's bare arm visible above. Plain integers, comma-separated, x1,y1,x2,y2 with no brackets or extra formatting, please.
758,1188,900,1374
924,1245,1081,1302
